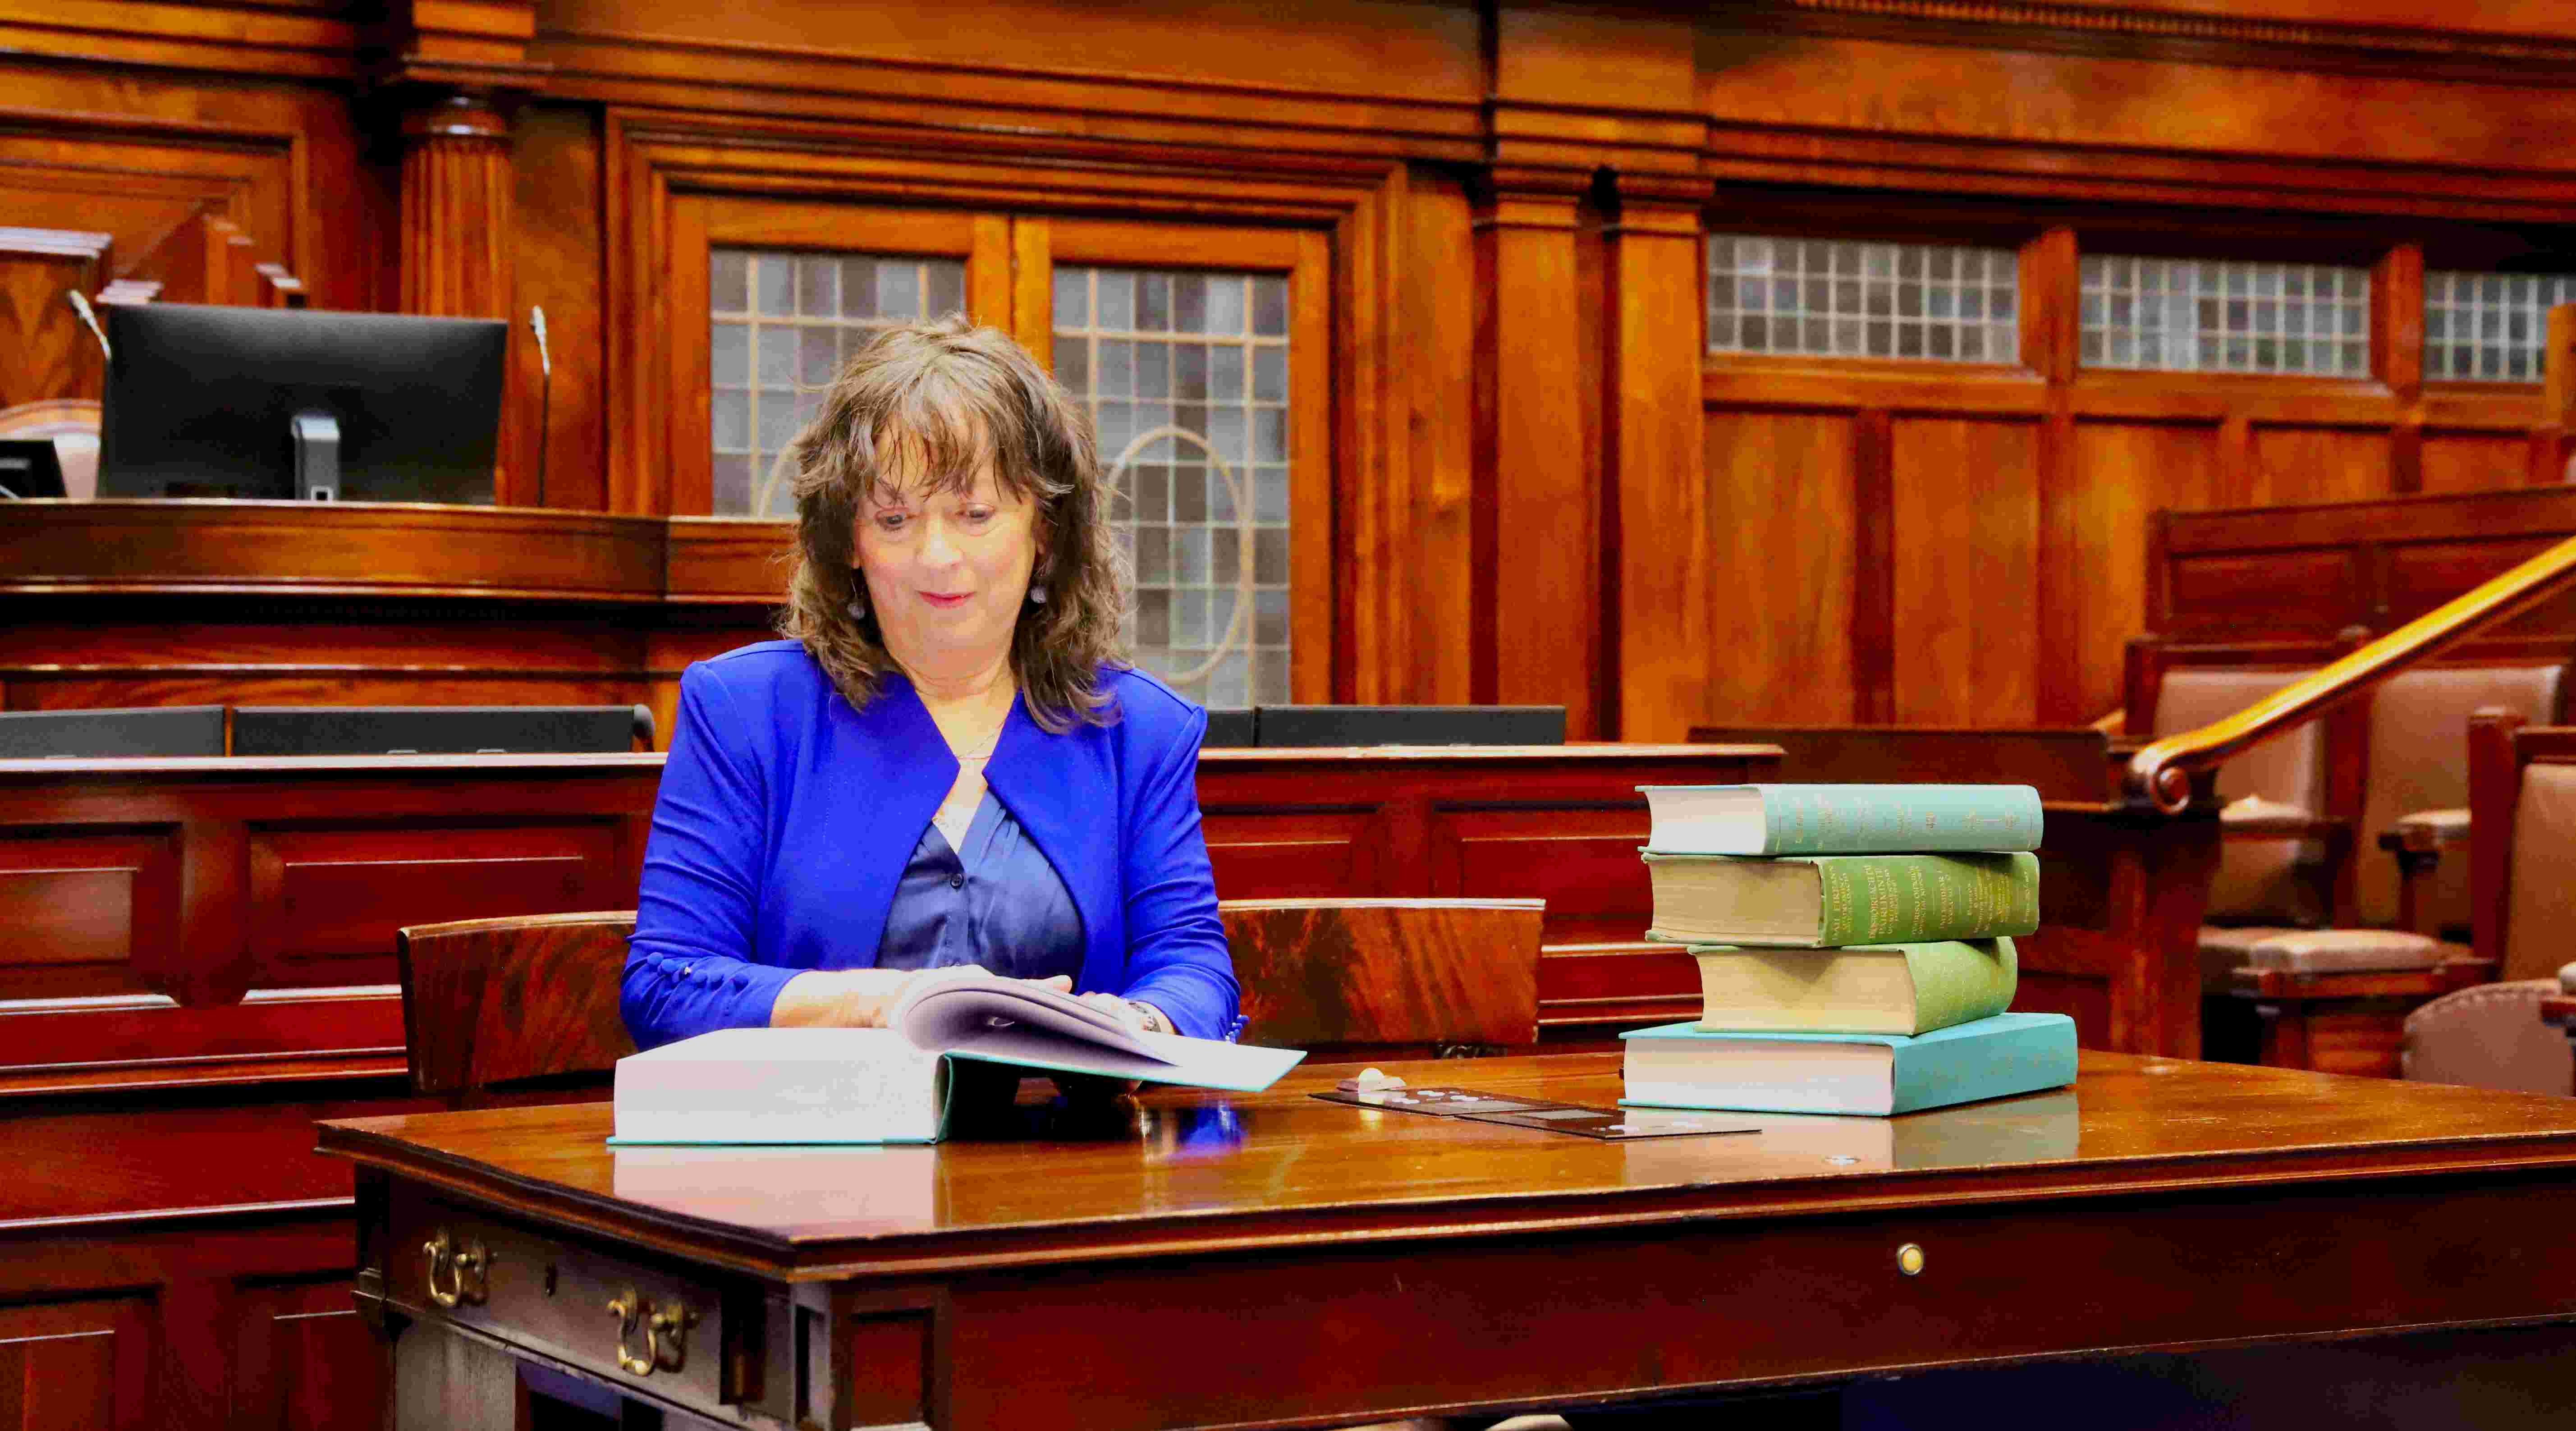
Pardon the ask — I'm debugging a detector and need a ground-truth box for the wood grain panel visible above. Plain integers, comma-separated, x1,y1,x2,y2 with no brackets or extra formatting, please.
0,832,174,1000
1201,812,1385,900
2059,421,2219,723
2248,426,2393,507
2422,432,2534,495
1891,417,2040,726
1702,410,1856,724
228,1279,387,1431
0,238,102,409
252,826,619,986
1428,806,1655,948
1219,899,1542,1050
0,1298,138,1431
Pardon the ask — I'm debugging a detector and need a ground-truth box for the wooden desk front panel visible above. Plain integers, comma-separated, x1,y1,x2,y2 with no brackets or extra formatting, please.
932,1175,2576,1427
0,759,658,1084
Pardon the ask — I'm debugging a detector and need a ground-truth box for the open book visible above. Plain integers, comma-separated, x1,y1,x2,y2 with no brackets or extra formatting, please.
610,975,1306,1145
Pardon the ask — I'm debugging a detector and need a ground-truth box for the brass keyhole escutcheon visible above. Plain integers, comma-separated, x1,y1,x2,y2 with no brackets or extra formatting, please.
607,1290,698,1376
422,1229,490,1308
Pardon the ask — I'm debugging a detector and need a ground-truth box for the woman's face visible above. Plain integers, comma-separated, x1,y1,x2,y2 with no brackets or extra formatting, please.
853,453,1040,677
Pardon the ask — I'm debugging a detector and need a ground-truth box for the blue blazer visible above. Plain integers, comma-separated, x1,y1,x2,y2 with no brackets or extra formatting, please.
622,641,1239,1046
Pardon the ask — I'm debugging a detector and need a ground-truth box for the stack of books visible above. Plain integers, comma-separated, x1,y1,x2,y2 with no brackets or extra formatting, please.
1619,783,2077,1117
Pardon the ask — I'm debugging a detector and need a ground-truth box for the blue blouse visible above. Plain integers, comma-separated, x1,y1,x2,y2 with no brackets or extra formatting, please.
620,641,1238,1047
876,797,1084,978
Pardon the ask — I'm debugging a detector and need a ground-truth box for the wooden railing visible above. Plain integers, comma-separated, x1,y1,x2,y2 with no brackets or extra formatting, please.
2127,531,2576,813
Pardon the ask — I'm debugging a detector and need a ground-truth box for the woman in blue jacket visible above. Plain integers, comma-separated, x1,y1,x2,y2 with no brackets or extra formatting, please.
622,317,1239,1047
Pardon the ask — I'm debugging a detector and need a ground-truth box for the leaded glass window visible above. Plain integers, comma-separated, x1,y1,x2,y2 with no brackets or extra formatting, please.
708,248,965,516
1706,236,2020,363
2425,271,2576,382
2080,256,2368,376
1052,265,1292,708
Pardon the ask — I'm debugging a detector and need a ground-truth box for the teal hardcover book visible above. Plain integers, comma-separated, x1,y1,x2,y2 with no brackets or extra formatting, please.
1618,1011,2076,1116
1637,783,2044,856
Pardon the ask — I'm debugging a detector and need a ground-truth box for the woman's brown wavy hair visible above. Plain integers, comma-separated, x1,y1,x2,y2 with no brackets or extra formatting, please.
778,316,1132,732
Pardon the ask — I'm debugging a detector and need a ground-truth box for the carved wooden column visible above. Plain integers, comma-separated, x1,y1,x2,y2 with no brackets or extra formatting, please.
399,92,513,320
1601,177,1709,742
1473,172,1602,738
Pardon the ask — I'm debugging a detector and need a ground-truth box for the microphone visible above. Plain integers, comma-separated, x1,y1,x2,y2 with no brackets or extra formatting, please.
530,306,553,506
65,290,110,361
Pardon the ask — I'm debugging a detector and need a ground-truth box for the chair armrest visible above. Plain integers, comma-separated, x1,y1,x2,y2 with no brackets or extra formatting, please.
2380,807,2470,854
2218,796,2343,842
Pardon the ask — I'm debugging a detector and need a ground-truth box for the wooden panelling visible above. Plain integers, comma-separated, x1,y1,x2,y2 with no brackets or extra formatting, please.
2422,431,2535,494
1891,417,2041,725
2058,422,2218,721
2152,487,2576,642
1428,806,1657,949
1702,410,1856,723
229,1280,384,1431
1203,810,1389,899
0,1297,144,1431
0,832,175,1000
250,824,620,988
2249,426,2393,507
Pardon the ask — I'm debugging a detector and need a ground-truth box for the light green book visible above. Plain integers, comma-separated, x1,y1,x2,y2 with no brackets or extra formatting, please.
1689,937,2016,1036
1642,850,2040,947
1638,783,2043,856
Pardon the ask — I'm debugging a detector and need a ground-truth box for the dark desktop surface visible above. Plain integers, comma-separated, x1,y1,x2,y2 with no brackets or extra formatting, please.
97,303,506,504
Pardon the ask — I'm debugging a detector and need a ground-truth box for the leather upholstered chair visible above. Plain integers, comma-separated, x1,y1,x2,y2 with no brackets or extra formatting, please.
2365,664,2566,938
2402,714,2576,1094
2147,668,2341,991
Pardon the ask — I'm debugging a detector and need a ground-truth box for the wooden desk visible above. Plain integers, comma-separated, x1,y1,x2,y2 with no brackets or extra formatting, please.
322,1053,2576,1429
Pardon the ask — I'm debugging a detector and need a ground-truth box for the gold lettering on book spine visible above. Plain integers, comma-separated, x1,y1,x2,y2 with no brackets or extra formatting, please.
1862,862,1899,942
1905,862,1929,937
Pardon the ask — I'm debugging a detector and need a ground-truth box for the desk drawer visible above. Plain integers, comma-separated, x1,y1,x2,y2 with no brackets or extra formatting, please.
387,1189,741,1410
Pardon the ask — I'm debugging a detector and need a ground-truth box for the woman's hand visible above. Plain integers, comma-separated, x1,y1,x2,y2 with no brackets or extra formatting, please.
1077,991,1171,1035
773,967,1070,1028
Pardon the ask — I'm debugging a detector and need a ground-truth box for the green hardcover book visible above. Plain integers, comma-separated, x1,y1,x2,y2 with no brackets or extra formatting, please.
1691,937,2017,1036
1637,783,2044,856
1641,850,2039,947
1619,1012,2077,1116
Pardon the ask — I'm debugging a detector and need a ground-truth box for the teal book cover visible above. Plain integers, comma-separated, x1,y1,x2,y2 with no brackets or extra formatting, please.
1638,783,2044,856
1618,1011,2076,1116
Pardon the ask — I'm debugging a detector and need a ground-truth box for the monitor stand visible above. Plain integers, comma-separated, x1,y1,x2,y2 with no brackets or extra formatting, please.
289,410,339,501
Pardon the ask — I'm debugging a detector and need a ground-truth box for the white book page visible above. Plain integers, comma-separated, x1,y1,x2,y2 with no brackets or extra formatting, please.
891,973,1172,1064
944,1024,1306,1092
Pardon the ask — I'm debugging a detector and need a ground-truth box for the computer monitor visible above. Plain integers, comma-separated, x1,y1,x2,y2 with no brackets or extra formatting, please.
1201,708,1257,747
1251,705,1568,748
230,706,652,757
97,303,507,503
0,440,65,499
0,706,225,759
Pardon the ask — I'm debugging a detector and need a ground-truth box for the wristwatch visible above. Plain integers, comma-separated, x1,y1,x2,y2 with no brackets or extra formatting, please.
1125,998,1171,1035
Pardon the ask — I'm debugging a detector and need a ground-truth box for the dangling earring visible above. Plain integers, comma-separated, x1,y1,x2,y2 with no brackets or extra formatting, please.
845,591,867,620
1027,581,1049,605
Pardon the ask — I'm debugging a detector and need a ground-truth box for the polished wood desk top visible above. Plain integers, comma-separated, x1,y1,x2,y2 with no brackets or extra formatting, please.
319,1051,2576,1278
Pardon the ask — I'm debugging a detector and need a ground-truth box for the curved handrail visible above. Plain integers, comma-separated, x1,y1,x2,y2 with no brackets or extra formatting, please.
2126,530,2576,813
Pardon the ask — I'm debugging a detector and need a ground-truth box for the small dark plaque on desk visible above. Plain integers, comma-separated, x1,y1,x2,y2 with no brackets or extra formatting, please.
1312,1086,1756,1139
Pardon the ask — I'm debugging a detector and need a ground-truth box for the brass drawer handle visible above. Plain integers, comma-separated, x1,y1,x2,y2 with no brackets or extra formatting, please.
608,1289,699,1376
421,1229,490,1309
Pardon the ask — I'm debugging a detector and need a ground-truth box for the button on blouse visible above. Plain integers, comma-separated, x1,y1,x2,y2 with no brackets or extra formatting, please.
874,794,1085,980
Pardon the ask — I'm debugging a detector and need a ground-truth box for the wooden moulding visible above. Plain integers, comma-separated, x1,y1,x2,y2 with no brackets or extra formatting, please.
0,500,793,604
